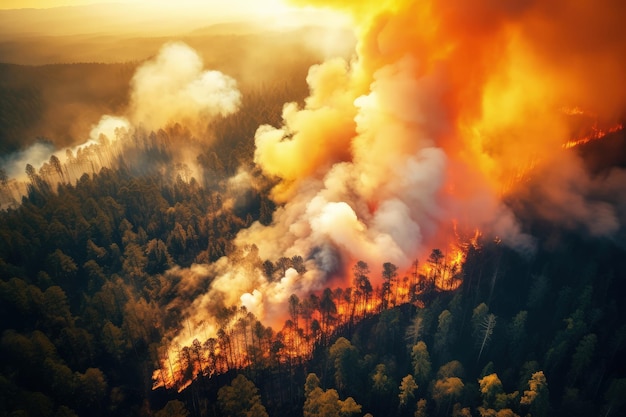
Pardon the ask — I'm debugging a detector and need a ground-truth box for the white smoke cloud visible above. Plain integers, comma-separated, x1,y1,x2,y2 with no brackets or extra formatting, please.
154,2,626,387
1,42,240,190
87,115,130,145
163,53,469,352
0,141,55,179
0,115,131,184
129,42,241,134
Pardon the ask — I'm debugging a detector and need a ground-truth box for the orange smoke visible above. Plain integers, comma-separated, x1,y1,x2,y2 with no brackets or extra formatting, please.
274,0,626,237
155,0,626,389
232,0,626,333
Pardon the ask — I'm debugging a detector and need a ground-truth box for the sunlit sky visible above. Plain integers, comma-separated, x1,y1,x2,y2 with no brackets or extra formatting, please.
0,0,350,40
0,0,100,7
0,0,292,13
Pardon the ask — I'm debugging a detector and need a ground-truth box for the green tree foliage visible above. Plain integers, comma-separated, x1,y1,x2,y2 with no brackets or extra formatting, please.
77,368,108,410
145,238,172,275
506,310,527,362
478,373,518,412
0,53,352,416
479,373,504,410
0,64,625,417
382,262,398,309
303,373,362,417
427,248,445,289
398,374,418,409
371,363,394,396
434,309,454,359
320,288,337,340
45,249,78,282
568,333,597,383
526,275,549,310
1,329,36,367
477,408,520,417
329,337,359,395
452,403,473,417
520,371,549,417
415,399,428,417
436,361,465,382
41,285,74,330
411,341,432,387
604,378,626,416
352,261,372,319
218,374,268,417
432,377,464,415
339,397,362,417
101,321,126,361
471,303,489,341
305,373,322,397
42,357,77,403
155,400,189,417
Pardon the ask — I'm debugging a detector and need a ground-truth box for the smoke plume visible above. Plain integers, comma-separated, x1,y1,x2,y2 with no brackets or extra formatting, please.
162,0,626,359
129,42,241,134
1,42,241,188
0,141,55,179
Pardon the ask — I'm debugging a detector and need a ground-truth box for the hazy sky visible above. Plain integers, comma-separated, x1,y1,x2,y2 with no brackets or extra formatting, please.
0,0,292,13
0,0,350,44
0,0,101,7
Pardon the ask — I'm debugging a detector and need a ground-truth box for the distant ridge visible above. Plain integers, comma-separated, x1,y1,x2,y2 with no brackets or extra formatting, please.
0,3,349,38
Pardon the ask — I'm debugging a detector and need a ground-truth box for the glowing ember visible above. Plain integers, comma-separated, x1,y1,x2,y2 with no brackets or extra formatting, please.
139,0,626,393
152,224,482,391
4,2,622,368
563,123,624,149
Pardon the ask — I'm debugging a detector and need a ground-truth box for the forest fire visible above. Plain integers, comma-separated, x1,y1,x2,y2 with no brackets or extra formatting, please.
71,0,626,392
559,105,624,149
0,43,241,209
1,0,625,408
2,0,626,416
563,122,624,149
151,224,481,391
152,2,622,395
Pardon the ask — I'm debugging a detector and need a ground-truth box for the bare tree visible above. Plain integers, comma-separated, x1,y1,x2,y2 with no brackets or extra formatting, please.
478,314,496,362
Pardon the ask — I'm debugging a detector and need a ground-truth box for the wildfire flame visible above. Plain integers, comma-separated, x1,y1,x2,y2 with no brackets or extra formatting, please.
559,105,624,149
563,122,624,149
2,0,624,396
151,223,482,391
151,0,626,392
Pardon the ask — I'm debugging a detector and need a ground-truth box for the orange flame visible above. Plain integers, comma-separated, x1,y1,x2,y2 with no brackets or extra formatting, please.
153,0,626,393
563,122,624,149
152,223,481,391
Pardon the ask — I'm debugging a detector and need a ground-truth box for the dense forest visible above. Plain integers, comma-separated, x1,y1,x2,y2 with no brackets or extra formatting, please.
1,130,626,417
1,37,626,417
1,94,626,417
0,62,137,154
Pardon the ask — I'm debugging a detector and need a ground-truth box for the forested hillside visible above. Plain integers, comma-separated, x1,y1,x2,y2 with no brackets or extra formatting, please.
1,113,625,416
1,5,626,416
0,62,136,154
0,24,348,155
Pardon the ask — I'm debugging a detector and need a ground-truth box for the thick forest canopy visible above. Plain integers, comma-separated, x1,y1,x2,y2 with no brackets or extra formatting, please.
1,127,625,416
1,1,626,417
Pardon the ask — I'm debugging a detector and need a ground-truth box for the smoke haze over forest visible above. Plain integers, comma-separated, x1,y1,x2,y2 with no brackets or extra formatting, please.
1,1,626,417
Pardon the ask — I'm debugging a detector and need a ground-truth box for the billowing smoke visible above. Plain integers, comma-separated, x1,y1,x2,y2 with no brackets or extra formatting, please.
3,0,624,385
129,42,241,134
0,141,56,179
162,0,626,359
0,42,241,188
85,115,131,147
